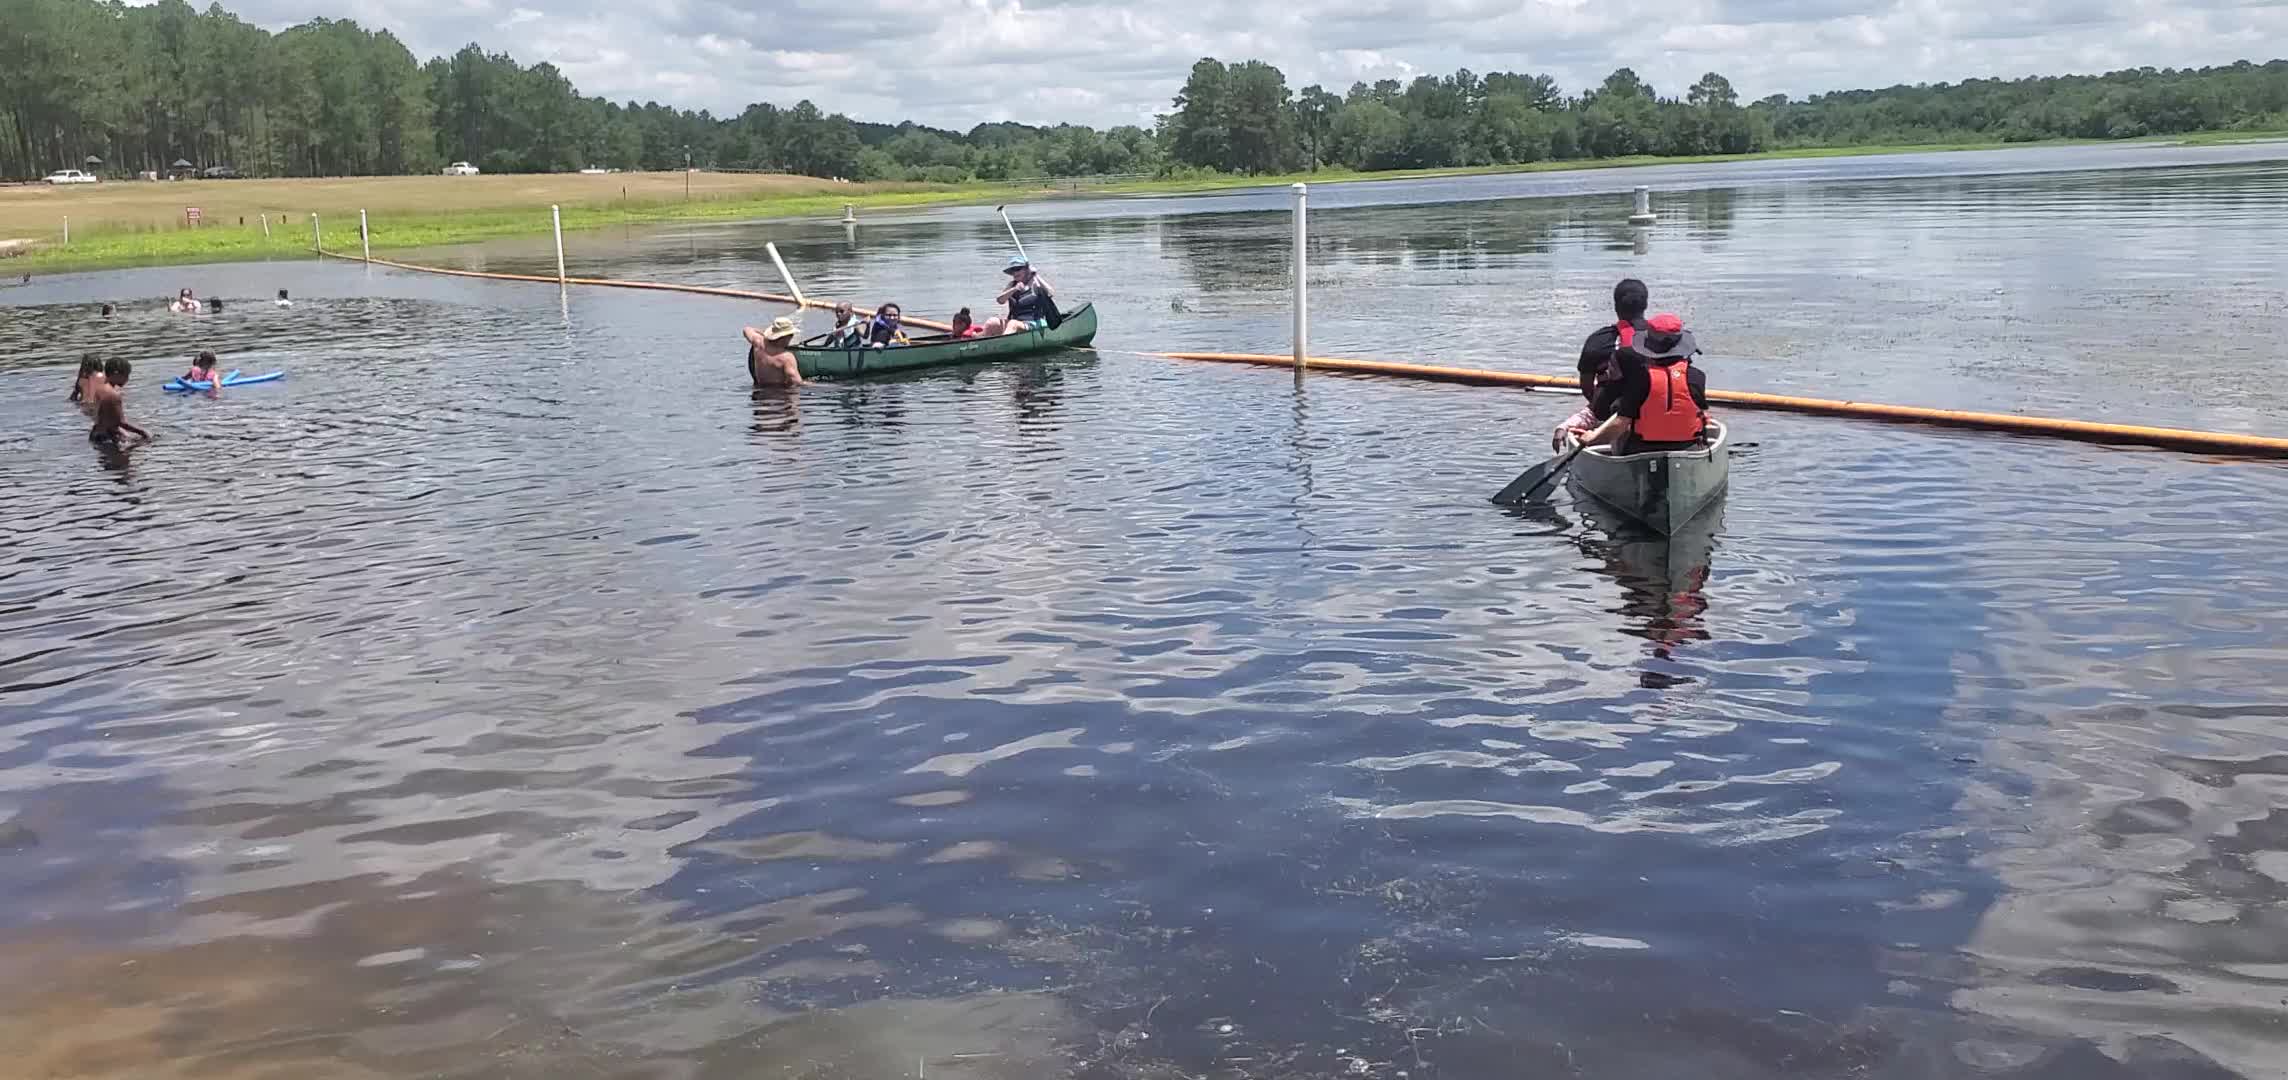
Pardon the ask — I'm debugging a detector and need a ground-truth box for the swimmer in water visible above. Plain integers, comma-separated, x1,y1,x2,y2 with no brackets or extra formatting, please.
742,316,804,387
181,350,222,396
276,289,293,308
169,288,200,315
67,355,102,406
86,358,151,447
100,303,115,317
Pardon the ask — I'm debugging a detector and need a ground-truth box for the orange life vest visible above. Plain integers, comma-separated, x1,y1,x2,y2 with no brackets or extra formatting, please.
1615,313,1703,443
1635,359,1703,443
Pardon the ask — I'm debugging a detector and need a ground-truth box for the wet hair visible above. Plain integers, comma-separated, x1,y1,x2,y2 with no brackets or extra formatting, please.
179,288,193,299
194,350,217,368
951,307,973,332
78,355,103,377
100,303,115,316
277,289,289,300
207,297,224,312
104,357,131,382
1613,278,1648,320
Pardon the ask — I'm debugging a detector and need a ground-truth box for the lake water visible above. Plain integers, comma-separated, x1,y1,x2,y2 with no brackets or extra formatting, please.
5,141,2288,1078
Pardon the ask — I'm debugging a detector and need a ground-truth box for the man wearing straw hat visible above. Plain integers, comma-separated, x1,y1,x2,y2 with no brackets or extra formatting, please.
743,316,805,387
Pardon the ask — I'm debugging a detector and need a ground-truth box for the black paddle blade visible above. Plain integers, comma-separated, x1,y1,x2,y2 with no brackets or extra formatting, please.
1490,445,1585,505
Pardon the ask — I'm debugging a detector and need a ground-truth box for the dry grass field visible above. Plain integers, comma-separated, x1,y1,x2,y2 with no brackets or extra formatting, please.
0,171,888,240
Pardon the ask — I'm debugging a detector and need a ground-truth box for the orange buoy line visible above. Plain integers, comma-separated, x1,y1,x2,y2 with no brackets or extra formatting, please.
327,248,2288,458
1161,351,2288,458
332,249,958,332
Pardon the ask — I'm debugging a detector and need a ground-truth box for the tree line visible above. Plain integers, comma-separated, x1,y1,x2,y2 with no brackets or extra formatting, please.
3,0,2283,182
1161,58,2288,174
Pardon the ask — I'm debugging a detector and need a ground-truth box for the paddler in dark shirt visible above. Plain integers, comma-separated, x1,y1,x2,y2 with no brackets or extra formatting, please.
1580,312,1709,453
1557,278,1650,448
994,258,1058,333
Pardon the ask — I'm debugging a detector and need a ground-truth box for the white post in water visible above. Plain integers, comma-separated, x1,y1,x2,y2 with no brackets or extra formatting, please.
1291,183,1308,370
359,209,370,262
765,241,806,307
1629,185,1656,224
841,203,856,225
312,213,322,255
260,212,270,238
551,205,566,285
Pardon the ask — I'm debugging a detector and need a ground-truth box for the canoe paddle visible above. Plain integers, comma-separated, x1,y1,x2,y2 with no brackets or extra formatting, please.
995,205,1031,265
1490,443,1586,506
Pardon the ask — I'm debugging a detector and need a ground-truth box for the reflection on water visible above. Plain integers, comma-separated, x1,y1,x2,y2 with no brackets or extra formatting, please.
1576,497,1723,661
4,144,2288,1077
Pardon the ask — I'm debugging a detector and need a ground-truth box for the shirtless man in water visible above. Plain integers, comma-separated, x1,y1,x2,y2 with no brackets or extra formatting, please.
86,358,153,447
743,316,804,387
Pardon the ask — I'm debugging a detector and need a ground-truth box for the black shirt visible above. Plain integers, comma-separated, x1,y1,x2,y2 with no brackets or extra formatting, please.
1578,324,1622,415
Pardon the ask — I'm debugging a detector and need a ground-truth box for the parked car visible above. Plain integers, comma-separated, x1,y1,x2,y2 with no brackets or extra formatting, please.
43,169,99,184
442,161,480,176
201,165,241,179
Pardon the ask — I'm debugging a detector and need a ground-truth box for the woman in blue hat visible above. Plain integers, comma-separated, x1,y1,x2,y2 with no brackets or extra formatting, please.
992,257,1058,334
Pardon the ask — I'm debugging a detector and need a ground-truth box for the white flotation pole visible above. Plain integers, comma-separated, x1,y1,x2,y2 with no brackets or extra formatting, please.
1292,183,1308,370
765,241,805,307
551,205,566,285
360,208,370,262
1629,186,1656,225
312,213,321,255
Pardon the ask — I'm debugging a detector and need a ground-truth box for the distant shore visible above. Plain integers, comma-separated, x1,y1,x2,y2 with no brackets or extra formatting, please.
6,132,2281,273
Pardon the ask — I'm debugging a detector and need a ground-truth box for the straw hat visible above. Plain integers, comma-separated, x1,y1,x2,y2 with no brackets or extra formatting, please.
763,316,798,342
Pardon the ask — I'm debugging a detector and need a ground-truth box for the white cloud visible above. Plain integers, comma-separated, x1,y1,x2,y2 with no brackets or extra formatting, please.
216,0,2286,127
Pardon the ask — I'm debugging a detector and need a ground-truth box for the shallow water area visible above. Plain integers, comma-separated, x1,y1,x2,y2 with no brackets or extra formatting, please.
5,142,2288,1078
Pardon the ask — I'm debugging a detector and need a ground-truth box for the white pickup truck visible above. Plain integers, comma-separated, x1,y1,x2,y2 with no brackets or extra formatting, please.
43,169,99,184
441,161,480,176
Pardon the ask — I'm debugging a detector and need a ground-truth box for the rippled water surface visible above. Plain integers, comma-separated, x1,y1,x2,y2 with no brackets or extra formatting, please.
5,143,2288,1078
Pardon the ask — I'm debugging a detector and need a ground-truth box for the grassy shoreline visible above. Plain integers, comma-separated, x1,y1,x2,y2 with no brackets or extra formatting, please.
9,133,2282,273
2,186,1026,273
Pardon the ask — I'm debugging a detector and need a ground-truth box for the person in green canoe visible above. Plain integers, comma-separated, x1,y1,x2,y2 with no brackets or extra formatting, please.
990,257,1059,334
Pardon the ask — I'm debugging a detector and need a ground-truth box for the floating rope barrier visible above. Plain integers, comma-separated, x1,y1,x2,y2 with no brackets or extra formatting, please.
1160,351,2288,458
325,247,2288,458
332,249,957,332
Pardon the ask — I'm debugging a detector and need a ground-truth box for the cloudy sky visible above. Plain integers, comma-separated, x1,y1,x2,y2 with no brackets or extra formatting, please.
224,0,2284,129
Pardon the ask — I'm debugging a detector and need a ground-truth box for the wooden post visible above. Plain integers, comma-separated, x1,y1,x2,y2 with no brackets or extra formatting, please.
62,216,68,246
1292,183,1308,370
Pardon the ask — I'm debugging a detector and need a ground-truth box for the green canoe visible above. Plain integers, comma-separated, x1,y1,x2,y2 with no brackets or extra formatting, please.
793,303,1098,379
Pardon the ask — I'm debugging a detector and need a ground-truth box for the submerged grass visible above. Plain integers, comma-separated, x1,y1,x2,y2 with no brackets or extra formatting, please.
1094,139,2122,195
